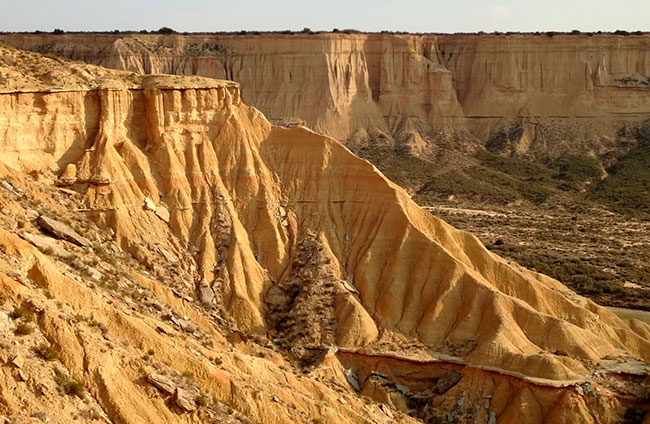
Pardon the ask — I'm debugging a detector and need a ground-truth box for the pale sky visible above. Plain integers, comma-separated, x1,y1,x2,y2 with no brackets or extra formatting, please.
1,0,649,33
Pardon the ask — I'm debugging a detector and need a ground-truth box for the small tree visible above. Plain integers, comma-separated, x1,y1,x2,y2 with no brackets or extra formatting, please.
157,27,176,35
53,29,64,35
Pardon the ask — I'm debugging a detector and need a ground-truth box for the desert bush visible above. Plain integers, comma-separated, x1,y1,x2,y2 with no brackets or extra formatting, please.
11,304,34,321
54,368,85,397
14,323,33,335
34,343,60,361
195,394,210,407
549,155,603,188
591,125,650,216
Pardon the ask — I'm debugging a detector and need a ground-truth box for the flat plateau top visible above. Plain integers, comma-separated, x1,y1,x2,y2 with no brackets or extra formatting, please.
0,44,237,93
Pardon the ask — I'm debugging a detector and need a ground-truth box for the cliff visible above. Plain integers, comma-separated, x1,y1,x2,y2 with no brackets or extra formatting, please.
4,32,650,157
0,46,649,423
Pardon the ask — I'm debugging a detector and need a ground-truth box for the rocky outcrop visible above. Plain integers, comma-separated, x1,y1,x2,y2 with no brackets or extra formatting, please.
37,215,91,247
21,232,74,258
147,373,176,395
0,46,649,423
4,33,650,157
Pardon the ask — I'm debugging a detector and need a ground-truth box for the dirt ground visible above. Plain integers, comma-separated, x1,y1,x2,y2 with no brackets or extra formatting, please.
425,201,650,311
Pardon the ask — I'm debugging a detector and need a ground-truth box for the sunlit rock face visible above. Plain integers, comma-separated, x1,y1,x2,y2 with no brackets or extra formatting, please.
1,44,649,424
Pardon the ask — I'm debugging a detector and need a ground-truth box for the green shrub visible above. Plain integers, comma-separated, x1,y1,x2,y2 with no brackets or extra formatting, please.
34,343,60,361
550,155,602,187
63,379,84,396
195,394,210,407
10,305,34,321
590,130,650,216
157,27,176,35
14,323,33,335
54,368,84,397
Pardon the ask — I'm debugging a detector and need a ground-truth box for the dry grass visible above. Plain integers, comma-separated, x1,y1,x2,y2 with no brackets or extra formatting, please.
34,343,60,361
53,368,84,397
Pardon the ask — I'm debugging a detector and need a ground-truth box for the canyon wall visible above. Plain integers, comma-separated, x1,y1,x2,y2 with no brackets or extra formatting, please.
3,32,650,157
2,47,650,423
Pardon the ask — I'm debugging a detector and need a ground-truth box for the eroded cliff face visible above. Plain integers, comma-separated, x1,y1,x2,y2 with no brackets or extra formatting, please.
4,32,650,157
1,47,649,423
437,34,650,156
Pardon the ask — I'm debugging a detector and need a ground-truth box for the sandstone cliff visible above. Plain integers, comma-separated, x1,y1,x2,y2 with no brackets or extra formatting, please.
0,46,649,423
4,32,650,157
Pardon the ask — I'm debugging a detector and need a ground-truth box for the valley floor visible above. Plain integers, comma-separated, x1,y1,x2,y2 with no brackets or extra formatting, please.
607,306,650,325
424,201,650,312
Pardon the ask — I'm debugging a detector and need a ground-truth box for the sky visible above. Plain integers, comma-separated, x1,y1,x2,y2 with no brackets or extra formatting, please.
1,0,649,33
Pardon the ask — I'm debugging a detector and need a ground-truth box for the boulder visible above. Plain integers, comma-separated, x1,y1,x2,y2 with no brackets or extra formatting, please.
435,370,462,394
144,197,156,211
155,206,170,223
21,232,73,258
341,278,359,295
198,286,214,305
10,355,24,368
488,411,497,424
265,285,288,306
37,216,91,247
394,383,410,395
58,164,77,184
157,248,178,263
344,368,361,392
147,373,175,396
1,180,18,195
174,387,197,412
57,187,78,196
171,316,198,333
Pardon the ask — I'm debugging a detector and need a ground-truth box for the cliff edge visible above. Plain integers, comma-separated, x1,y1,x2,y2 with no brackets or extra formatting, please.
4,32,650,157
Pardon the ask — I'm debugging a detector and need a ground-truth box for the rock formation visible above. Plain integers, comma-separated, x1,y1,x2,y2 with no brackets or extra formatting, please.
4,32,650,157
0,45,648,423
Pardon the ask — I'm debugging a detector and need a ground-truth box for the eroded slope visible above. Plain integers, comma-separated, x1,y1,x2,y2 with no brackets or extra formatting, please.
0,46,649,423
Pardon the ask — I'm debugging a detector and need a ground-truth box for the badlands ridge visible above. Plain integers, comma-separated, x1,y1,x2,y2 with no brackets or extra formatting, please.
0,43,648,423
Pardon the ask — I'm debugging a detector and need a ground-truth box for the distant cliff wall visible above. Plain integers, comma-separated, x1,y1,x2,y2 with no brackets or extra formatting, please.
4,33,650,156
